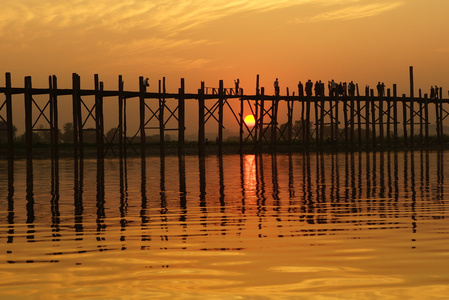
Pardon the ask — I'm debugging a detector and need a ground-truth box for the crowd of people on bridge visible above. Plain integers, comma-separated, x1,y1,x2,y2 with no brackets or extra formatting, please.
274,78,446,100
277,78,357,98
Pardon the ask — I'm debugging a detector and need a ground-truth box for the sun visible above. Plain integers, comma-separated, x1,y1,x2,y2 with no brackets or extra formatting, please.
244,114,256,127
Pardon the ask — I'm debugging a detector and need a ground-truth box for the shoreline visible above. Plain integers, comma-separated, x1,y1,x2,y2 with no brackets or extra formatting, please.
2,140,449,159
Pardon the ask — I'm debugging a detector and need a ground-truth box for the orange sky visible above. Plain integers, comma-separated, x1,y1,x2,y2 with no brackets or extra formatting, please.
2,0,449,134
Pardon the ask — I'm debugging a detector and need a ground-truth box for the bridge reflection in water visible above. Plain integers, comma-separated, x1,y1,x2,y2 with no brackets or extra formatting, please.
0,151,448,298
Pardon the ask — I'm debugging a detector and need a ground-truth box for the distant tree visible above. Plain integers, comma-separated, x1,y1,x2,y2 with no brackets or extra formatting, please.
62,122,73,143
0,121,17,143
106,127,119,143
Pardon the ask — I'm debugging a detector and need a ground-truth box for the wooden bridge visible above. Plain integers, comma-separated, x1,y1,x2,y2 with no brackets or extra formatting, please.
1,67,448,161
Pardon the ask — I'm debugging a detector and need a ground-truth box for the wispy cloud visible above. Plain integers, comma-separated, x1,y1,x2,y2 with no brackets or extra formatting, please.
431,47,449,54
0,0,407,63
293,1,404,23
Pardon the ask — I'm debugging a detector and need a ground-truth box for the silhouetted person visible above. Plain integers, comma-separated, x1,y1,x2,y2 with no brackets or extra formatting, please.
298,81,304,97
430,86,435,99
274,78,280,96
330,79,336,97
234,79,240,95
314,81,320,96
338,82,343,96
305,80,313,97
144,78,149,90
348,81,355,97
435,85,439,99
377,82,385,97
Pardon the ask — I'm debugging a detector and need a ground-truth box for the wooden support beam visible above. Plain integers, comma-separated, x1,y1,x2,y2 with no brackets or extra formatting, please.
386,89,391,145
402,95,408,146
424,94,429,145
272,94,278,151
49,75,59,158
350,93,355,149
198,81,205,156
305,93,311,150
254,76,260,149
370,89,376,148
379,91,384,150
239,89,244,153
159,78,165,156
393,85,398,145
287,88,293,147
258,88,265,152
95,75,104,158
344,96,348,147
218,80,224,154
24,76,33,160
178,78,185,156
410,66,415,148
440,87,444,139
72,73,79,159
365,86,370,151
357,95,362,148
5,73,14,160
118,75,124,158
139,76,146,157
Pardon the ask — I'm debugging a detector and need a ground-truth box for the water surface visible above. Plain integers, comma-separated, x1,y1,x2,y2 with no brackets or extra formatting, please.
1,152,449,299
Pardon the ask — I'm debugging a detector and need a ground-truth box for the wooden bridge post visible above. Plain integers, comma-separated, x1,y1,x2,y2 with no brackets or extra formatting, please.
5,73,14,160
178,78,185,155
73,73,84,158
435,98,440,144
357,95,362,147
218,80,224,154
379,90,384,150
198,81,205,156
334,94,339,148
271,91,279,151
365,86,370,150
402,95,408,146
50,75,59,158
370,89,376,148
320,92,325,150
386,89,391,145
350,93,355,149
254,75,260,149
24,76,33,160
139,76,146,157
344,95,349,147
287,88,293,147
410,66,415,148
300,90,305,147
258,88,265,152
94,75,104,158
159,78,166,156
118,75,124,158
314,95,319,148
239,88,244,153
72,73,80,159
424,94,429,145
393,84,398,145
419,89,423,145
439,87,444,140
305,92,311,150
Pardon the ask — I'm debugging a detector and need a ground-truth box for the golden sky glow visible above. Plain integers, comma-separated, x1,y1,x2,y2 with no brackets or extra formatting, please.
1,0,449,133
2,0,448,91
